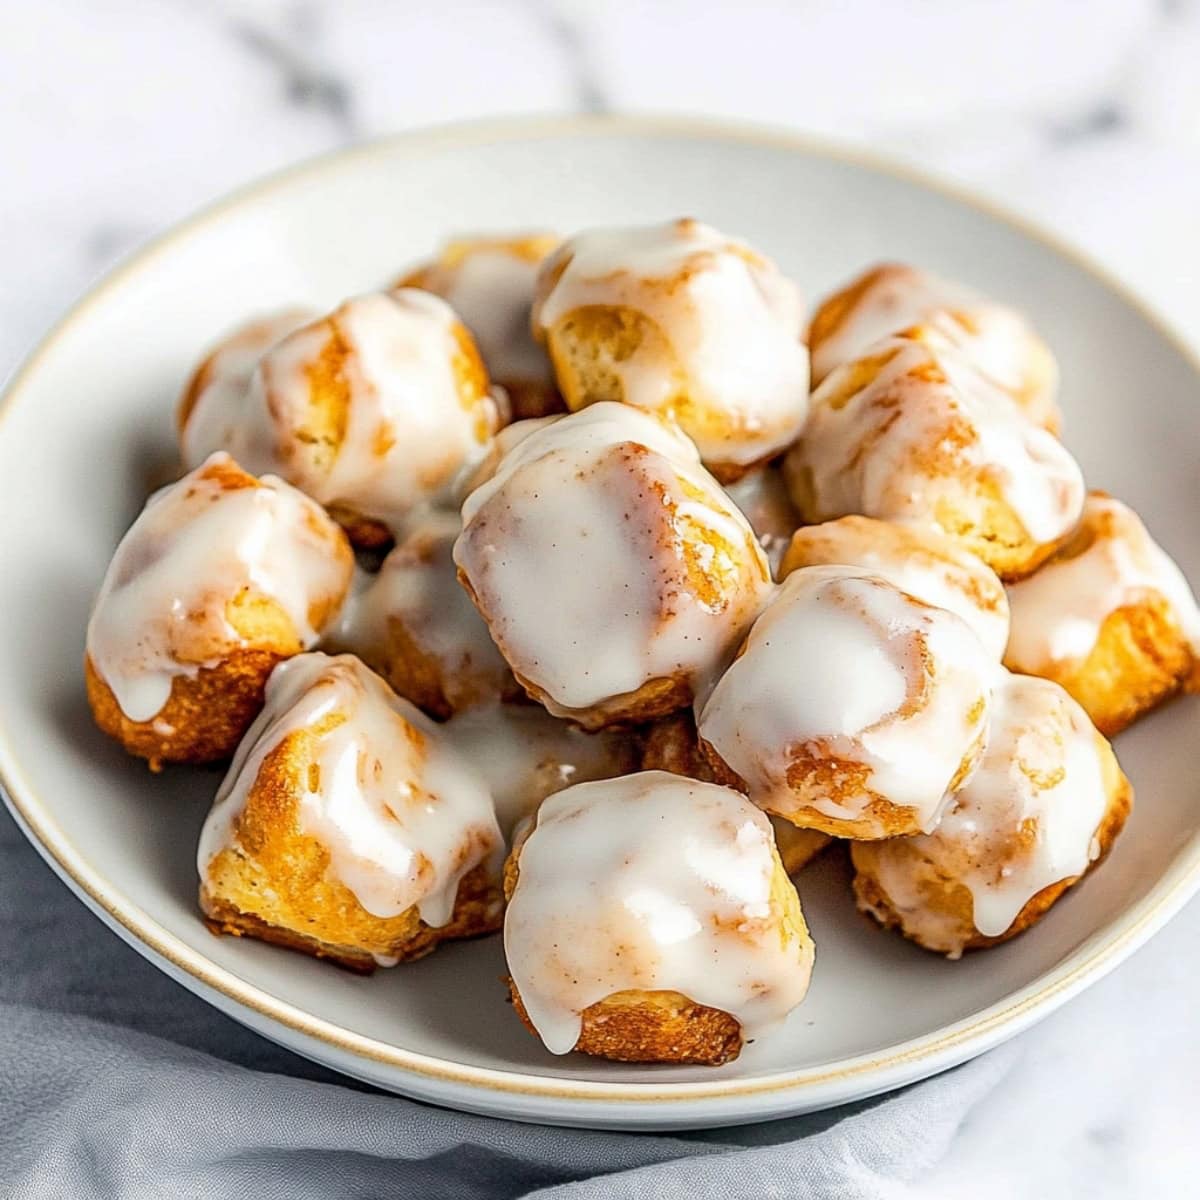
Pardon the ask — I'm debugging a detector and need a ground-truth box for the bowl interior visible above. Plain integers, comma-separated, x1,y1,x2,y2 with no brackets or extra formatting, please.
1,122,1198,1104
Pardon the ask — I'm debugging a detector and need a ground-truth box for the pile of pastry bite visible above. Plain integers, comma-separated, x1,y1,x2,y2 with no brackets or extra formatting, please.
84,218,1200,1067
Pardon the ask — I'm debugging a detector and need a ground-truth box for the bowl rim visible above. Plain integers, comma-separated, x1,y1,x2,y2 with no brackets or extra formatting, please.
3,112,1199,1110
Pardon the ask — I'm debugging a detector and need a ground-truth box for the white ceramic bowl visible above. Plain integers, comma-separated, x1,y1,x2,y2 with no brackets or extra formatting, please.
2,116,1198,1131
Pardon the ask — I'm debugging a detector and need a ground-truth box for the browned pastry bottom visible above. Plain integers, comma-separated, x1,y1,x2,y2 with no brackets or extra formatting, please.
508,981,743,1066
85,648,290,771
200,862,503,974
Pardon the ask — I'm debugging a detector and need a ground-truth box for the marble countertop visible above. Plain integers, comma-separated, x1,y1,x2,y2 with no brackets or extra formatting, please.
3,1,1199,1195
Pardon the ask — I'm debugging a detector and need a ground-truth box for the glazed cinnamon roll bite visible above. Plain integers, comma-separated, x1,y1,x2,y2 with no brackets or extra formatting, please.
198,653,504,972
784,327,1085,579
808,263,1060,433
531,219,809,478
397,233,563,420
503,771,815,1064
851,669,1132,958
639,712,831,874
1004,493,1200,734
697,565,992,839
85,453,353,768
180,288,501,547
331,509,518,720
780,515,1010,659
454,402,772,729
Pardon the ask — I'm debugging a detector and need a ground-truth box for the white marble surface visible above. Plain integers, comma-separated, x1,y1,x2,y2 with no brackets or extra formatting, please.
3,1,1199,1194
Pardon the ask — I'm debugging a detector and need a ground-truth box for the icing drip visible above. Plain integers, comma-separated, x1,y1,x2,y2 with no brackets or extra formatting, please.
86,453,351,722
791,333,1083,544
783,516,1010,660
869,670,1112,947
1006,493,1200,670
455,403,771,714
503,771,813,1055
183,289,499,531
196,653,502,926
535,219,809,466
697,565,992,830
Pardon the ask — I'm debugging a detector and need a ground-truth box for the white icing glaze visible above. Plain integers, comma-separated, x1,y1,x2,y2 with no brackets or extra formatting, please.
454,414,561,506
331,508,513,714
1006,493,1200,670
534,219,809,466
183,289,499,531
867,670,1113,950
196,653,502,926
697,565,992,831
724,466,801,577
791,333,1083,544
179,309,316,462
504,771,813,1055
86,453,351,722
412,239,556,387
783,516,1010,659
455,403,771,715
810,264,1056,407
443,703,635,838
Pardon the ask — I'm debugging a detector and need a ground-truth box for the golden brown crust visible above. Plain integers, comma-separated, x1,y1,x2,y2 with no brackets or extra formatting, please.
86,648,291,770
696,731,984,841
201,861,501,973
508,982,743,1066
514,668,694,732
199,724,503,968
366,614,519,723
850,732,1133,954
930,492,1070,583
1010,596,1200,737
540,303,778,481
200,895,380,973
